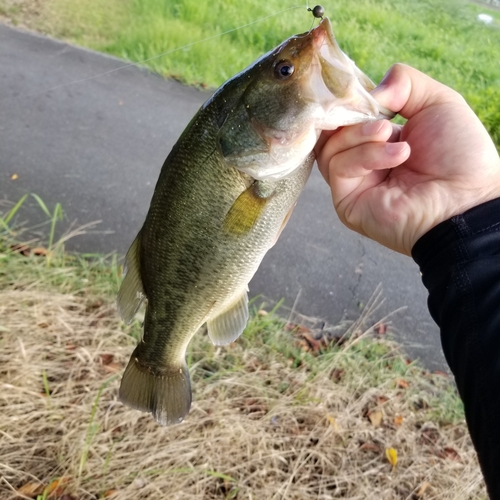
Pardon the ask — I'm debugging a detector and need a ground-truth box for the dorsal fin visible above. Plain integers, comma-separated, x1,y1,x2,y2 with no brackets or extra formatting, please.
117,234,145,324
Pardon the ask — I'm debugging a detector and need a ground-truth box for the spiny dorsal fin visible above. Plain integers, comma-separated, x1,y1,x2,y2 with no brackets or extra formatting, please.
207,289,249,345
117,234,145,324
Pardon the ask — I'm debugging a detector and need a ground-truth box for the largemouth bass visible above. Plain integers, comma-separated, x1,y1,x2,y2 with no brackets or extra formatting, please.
117,17,392,425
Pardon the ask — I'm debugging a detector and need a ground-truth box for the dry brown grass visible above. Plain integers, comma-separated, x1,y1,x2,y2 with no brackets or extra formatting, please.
0,247,487,500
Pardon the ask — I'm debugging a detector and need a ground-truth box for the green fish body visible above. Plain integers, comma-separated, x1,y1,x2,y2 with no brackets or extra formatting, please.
117,17,393,425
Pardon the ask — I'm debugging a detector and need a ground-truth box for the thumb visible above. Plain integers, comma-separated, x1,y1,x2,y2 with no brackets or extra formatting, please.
370,63,461,120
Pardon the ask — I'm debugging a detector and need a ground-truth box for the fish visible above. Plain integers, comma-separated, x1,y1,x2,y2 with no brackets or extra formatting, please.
117,16,393,425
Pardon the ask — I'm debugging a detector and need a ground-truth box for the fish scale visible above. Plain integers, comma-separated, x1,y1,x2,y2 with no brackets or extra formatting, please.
117,16,393,425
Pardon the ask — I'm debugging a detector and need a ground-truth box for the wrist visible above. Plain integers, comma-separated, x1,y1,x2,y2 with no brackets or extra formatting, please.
412,196,500,257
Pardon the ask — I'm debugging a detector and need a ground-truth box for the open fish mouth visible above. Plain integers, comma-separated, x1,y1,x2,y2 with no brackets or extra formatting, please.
310,17,395,124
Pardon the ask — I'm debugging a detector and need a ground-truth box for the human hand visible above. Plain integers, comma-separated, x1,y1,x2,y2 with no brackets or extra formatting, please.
315,63,500,255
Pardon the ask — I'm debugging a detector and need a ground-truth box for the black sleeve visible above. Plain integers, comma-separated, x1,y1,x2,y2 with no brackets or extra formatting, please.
412,198,500,499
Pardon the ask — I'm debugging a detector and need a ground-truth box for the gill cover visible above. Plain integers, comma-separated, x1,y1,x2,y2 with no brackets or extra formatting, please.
217,17,394,182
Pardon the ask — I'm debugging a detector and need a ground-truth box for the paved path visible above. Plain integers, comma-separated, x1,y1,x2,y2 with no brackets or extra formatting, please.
0,24,446,370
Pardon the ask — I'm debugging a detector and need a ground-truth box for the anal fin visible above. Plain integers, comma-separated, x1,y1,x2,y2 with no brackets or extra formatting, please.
207,289,249,346
117,234,145,324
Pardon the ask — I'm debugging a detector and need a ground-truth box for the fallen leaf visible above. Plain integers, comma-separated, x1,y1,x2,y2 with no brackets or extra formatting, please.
394,415,404,427
44,477,70,496
416,482,431,497
100,354,114,365
32,247,48,256
443,447,461,461
396,379,409,389
436,446,461,461
10,243,31,256
385,447,398,468
359,441,381,452
11,173,18,180
300,332,321,353
368,410,383,427
17,482,44,496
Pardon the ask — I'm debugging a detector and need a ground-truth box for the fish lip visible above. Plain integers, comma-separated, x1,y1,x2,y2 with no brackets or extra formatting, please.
314,17,350,70
371,100,396,120
311,17,395,122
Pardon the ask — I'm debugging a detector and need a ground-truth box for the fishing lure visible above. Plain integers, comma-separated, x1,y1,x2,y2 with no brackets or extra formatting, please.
308,5,325,19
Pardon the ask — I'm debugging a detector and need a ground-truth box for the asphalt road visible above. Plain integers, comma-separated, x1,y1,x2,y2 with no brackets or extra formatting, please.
0,24,446,370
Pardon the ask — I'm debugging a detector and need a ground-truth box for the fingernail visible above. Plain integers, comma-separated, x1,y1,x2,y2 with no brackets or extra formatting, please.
385,142,408,155
362,120,384,136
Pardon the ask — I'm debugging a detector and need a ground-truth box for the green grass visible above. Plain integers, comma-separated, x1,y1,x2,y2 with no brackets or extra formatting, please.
2,0,499,148
0,196,122,299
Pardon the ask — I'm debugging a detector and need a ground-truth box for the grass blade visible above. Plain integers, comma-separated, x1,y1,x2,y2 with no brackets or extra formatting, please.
1,194,28,226
30,193,53,218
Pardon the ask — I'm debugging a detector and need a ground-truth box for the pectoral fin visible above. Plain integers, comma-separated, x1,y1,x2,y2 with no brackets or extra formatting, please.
271,202,297,247
117,234,145,324
207,289,249,346
223,181,275,236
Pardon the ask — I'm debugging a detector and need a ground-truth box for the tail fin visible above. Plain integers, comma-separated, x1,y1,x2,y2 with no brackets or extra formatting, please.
119,353,192,425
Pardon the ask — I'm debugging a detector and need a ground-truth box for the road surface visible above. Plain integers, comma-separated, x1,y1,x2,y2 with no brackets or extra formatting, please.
0,24,446,370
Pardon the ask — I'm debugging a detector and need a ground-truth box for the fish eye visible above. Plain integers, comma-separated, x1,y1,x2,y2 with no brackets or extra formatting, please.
274,60,295,80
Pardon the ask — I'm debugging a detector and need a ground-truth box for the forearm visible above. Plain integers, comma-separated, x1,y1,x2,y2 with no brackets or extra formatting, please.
412,198,500,498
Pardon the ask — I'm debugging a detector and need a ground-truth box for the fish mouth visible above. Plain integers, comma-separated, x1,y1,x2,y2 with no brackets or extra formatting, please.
309,17,395,124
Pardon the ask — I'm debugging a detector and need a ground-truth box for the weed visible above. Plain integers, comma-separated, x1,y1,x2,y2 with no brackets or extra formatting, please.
31,194,64,255
79,376,118,478
0,194,28,234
